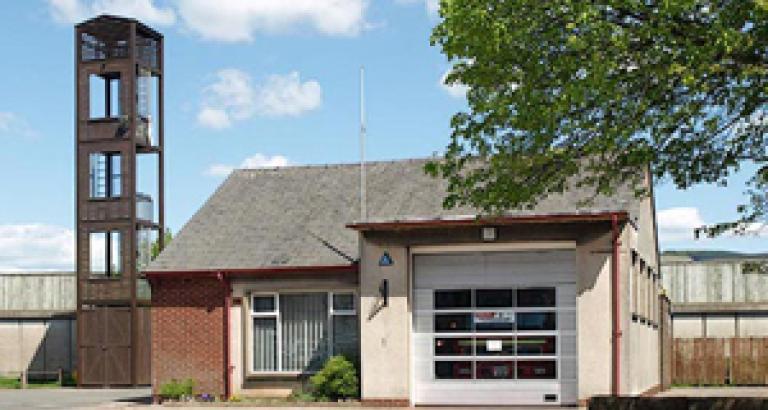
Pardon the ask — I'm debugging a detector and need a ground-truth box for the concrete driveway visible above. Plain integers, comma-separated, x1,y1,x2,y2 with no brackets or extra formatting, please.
657,386,768,397
0,388,151,410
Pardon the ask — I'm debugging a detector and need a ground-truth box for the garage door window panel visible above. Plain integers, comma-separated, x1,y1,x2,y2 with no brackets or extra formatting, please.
476,337,515,356
435,361,473,379
516,312,556,331
517,336,556,355
434,290,472,309
475,361,516,379
517,360,557,379
435,314,472,332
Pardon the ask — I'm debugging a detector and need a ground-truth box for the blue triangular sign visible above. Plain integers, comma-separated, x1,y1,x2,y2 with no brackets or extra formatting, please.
379,252,393,267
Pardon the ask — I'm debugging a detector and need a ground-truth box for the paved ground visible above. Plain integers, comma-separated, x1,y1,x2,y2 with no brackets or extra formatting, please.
658,386,768,397
0,388,152,410
6,386,768,410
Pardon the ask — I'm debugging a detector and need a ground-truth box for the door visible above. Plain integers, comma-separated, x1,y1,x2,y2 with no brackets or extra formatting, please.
79,306,132,386
412,250,578,405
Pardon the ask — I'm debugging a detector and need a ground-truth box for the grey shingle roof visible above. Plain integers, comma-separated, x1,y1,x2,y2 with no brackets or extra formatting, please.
148,158,642,272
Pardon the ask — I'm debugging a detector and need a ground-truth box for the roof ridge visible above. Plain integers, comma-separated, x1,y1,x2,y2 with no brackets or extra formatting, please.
233,156,435,174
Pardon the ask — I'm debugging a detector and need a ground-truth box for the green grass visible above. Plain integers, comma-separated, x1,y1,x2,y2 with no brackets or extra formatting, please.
0,377,20,389
0,376,66,389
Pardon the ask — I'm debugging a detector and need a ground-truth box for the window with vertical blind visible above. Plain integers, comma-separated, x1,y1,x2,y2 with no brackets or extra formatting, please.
250,292,358,373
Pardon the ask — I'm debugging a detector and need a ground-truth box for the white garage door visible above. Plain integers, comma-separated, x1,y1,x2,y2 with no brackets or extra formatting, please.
412,250,578,406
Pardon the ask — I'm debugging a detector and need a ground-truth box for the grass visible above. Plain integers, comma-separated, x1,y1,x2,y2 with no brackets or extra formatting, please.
0,376,68,389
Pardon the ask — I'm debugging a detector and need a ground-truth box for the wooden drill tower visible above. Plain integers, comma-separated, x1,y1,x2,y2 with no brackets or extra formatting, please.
75,15,164,386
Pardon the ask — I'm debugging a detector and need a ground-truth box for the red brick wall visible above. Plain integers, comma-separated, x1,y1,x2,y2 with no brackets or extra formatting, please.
151,277,226,396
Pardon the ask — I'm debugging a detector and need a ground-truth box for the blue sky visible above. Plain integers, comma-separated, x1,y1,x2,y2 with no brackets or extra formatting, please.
0,0,764,270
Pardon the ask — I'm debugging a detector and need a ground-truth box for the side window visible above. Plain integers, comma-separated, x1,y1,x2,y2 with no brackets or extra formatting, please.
89,73,121,119
89,152,122,198
89,230,121,277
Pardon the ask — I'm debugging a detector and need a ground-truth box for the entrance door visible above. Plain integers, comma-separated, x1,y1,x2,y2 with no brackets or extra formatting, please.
79,306,132,386
412,250,578,405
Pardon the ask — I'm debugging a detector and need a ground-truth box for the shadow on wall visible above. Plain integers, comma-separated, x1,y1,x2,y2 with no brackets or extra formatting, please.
0,314,77,381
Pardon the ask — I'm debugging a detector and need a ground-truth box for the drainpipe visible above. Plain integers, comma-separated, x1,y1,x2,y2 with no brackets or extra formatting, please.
611,213,622,396
218,272,231,399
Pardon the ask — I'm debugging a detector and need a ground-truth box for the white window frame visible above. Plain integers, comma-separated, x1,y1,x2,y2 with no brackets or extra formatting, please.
430,286,560,382
249,290,357,375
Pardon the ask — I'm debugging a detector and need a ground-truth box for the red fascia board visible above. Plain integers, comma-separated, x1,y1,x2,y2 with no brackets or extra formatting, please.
346,211,629,231
143,264,358,279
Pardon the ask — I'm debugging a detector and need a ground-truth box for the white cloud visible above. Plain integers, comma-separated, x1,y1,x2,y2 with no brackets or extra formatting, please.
205,153,290,177
197,107,231,130
0,112,38,138
440,69,469,99
0,112,15,132
198,69,322,129
657,207,768,244
0,224,74,271
176,0,368,42
48,0,176,25
258,72,323,116
657,207,705,243
394,0,440,16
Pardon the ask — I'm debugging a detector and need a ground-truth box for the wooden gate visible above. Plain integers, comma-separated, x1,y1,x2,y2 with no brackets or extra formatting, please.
79,306,132,386
673,338,768,385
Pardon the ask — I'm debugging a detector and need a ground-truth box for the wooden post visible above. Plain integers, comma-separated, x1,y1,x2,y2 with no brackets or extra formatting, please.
58,368,63,386
20,371,27,389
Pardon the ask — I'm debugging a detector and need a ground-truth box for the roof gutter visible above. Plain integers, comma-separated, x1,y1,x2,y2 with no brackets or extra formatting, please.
143,263,358,278
347,211,629,231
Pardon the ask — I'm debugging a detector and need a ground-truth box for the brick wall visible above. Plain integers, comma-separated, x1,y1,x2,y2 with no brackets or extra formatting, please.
151,277,226,396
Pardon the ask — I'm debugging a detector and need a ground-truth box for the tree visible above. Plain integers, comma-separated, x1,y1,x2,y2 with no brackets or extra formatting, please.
427,0,768,234
151,228,173,259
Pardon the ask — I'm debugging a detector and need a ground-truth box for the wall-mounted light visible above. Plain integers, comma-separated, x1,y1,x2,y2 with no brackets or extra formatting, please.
379,279,389,307
481,227,497,242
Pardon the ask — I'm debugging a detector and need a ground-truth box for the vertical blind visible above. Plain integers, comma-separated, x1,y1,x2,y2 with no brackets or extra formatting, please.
281,293,328,372
252,292,356,373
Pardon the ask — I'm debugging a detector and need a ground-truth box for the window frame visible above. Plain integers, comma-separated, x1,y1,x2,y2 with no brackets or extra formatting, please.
248,290,358,376
88,229,122,278
89,152,122,199
430,286,559,381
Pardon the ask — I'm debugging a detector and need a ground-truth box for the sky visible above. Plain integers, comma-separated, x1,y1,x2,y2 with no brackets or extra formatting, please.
0,0,764,271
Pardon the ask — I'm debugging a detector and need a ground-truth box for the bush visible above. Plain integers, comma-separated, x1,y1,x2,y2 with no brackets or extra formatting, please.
159,378,194,400
309,355,359,401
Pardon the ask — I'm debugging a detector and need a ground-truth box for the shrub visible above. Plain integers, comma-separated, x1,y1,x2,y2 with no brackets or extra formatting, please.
309,355,359,401
159,378,194,400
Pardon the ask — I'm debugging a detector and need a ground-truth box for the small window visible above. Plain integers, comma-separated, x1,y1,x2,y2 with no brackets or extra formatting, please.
435,338,473,356
434,290,471,309
89,73,121,119
89,230,121,277
517,312,556,331
476,289,515,308
475,311,516,332
89,152,121,198
476,361,516,379
435,361,472,379
251,295,277,313
435,314,472,332
517,288,556,307
517,360,556,379
332,293,355,313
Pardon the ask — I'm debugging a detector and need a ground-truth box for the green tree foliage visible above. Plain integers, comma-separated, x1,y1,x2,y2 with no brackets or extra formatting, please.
309,355,359,401
428,0,768,233
151,228,173,259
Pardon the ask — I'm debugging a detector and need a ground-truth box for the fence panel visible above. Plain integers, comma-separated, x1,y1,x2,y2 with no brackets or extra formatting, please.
673,337,768,386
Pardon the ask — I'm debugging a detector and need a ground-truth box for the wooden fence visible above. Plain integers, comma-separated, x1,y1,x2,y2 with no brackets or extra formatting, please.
673,338,768,385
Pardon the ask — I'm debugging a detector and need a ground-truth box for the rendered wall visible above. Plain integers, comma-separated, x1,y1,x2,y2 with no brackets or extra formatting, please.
229,273,358,398
0,318,76,377
357,221,659,404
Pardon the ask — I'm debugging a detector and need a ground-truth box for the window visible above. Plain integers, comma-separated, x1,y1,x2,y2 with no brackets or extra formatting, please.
89,231,121,277
432,287,558,380
89,73,121,119
89,152,121,198
251,292,358,373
